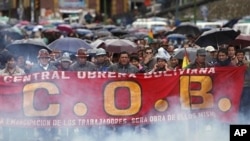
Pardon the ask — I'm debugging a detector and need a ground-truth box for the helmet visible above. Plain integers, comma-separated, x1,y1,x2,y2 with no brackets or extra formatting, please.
76,48,88,57
37,49,50,58
96,48,106,56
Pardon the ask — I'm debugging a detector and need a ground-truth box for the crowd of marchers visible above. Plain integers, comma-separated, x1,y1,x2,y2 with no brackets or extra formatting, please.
0,21,250,141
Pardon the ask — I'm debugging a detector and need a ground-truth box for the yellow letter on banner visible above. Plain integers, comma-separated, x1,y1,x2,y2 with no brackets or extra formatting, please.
180,76,214,109
23,82,60,117
104,81,141,116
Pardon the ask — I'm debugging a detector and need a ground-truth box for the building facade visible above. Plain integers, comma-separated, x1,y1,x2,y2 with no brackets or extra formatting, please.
0,0,130,22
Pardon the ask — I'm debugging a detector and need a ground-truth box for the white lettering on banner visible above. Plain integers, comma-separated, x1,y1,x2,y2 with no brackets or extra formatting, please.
144,67,215,79
5,119,51,127
2,68,216,83
78,118,128,126
0,111,217,127
3,71,70,83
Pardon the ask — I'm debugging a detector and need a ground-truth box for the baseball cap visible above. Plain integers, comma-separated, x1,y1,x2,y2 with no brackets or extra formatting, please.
197,48,206,56
61,56,71,62
205,46,216,52
96,48,106,56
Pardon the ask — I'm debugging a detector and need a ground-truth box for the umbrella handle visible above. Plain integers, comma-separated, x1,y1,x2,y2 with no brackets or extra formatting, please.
109,52,114,64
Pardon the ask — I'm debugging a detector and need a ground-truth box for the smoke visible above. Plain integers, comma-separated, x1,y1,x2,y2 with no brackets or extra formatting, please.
68,119,229,141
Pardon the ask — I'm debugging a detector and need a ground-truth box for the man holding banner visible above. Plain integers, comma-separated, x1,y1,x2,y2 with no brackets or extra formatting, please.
185,48,213,69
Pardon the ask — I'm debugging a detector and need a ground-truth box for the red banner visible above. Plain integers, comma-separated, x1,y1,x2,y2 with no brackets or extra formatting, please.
0,67,245,127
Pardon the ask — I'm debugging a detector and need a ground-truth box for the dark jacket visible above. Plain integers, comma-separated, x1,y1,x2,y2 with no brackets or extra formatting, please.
214,58,235,67
69,61,96,71
30,63,58,73
95,60,112,72
186,60,213,69
143,57,157,72
108,63,139,73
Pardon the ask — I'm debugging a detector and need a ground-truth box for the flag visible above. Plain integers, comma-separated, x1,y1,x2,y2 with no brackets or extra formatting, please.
147,29,154,44
182,48,190,68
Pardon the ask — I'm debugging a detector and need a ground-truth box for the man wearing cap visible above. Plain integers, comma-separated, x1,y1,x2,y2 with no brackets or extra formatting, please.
30,49,58,73
95,48,112,72
186,48,212,69
57,52,72,71
69,48,96,71
205,46,217,64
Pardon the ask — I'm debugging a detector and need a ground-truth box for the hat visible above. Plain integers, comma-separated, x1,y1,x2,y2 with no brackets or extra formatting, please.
37,49,50,58
96,48,106,56
197,49,206,56
76,48,88,57
60,56,72,63
155,47,171,62
205,46,216,52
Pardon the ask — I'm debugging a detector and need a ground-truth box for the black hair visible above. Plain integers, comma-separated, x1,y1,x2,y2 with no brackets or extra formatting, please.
119,51,130,58
217,48,228,57
6,54,17,61
130,55,139,62
235,49,245,55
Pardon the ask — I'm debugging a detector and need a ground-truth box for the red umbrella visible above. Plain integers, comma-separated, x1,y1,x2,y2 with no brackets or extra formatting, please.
230,34,250,48
57,24,73,33
19,20,30,25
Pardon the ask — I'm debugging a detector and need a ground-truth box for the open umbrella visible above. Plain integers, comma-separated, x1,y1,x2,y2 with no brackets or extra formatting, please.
98,36,119,41
104,39,138,53
94,29,112,38
75,29,92,36
195,27,240,47
57,24,73,33
90,39,105,48
110,28,129,37
167,33,186,46
173,22,201,37
229,34,250,48
167,33,186,40
5,39,51,62
122,32,148,40
48,37,92,53
174,48,198,62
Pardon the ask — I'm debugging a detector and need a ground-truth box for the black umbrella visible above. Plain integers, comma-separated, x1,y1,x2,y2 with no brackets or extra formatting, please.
5,39,52,63
110,28,129,37
98,36,119,41
173,23,201,37
195,27,240,48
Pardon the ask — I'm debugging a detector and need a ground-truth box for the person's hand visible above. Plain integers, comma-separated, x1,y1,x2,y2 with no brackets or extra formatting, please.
164,63,168,70
148,64,158,73
144,55,152,64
